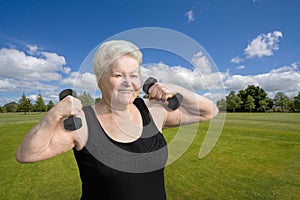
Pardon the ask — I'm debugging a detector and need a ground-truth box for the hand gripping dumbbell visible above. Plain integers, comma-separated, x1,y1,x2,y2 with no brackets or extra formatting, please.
143,77,183,110
59,89,82,131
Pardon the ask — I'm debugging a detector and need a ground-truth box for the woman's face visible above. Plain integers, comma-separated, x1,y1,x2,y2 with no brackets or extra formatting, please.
99,55,141,108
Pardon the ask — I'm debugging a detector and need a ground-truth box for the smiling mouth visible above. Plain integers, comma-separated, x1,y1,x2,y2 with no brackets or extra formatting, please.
118,90,133,93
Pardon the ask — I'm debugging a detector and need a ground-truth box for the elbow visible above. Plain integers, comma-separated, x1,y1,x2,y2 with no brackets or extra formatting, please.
16,152,28,164
211,105,219,118
16,154,36,164
202,105,219,121
15,148,33,164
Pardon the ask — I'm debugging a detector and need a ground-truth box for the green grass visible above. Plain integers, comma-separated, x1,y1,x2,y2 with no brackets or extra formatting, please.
0,112,299,199
0,113,81,200
165,113,300,200
0,112,47,126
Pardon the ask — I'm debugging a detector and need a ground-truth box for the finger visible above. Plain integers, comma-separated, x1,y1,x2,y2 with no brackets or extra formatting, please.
70,98,83,116
148,83,158,99
161,93,173,102
59,96,82,117
147,82,156,94
153,84,173,101
149,84,174,102
149,86,163,100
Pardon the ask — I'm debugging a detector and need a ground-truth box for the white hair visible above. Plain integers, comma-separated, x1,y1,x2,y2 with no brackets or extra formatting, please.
93,40,142,82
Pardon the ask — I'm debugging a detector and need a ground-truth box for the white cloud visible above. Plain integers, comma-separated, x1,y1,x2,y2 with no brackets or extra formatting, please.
63,66,72,74
61,71,97,92
28,94,38,102
141,62,227,102
141,53,297,100
141,51,227,92
0,78,58,92
244,31,283,58
0,48,65,81
0,46,69,104
191,51,213,74
236,65,245,70
26,44,39,55
1,44,299,106
0,78,17,91
224,75,258,90
224,63,300,96
185,9,195,23
203,92,226,103
231,56,243,64
61,60,299,102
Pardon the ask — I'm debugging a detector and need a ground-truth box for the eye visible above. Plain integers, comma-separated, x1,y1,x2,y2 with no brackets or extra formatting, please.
113,73,123,78
130,73,139,78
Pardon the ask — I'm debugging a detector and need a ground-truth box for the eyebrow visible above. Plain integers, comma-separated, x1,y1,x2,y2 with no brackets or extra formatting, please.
111,69,140,74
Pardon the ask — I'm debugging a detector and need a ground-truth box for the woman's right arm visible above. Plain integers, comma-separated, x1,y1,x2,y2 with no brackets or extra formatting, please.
16,96,86,163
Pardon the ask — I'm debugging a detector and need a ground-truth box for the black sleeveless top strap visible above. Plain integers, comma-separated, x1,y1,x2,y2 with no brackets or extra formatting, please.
73,98,168,200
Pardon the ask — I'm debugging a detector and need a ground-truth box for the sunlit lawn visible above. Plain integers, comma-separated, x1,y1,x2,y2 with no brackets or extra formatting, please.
0,112,299,199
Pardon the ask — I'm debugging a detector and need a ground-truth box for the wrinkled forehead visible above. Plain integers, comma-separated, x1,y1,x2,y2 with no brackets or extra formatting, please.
102,55,141,76
113,54,140,68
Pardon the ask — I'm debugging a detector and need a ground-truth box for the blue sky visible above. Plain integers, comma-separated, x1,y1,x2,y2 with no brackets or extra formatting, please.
0,0,299,105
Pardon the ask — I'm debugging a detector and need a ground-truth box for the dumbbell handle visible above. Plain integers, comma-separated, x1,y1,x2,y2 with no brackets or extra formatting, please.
143,77,183,110
59,89,82,131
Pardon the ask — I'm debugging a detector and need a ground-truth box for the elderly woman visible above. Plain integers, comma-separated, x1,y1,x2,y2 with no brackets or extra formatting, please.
16,40,219,200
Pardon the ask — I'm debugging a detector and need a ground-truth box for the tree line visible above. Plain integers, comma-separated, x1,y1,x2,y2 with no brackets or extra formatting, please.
1,86,300,114
0,93,55,114
0,92,101,114
217,85,300,112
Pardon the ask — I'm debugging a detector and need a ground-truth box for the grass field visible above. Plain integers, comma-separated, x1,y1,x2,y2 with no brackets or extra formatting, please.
0,112,299,199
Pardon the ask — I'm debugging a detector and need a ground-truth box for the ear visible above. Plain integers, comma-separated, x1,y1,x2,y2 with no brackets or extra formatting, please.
97,78,104,91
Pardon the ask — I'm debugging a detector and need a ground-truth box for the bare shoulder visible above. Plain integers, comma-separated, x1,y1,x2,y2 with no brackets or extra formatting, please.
72,109,89,150
142,99,167,131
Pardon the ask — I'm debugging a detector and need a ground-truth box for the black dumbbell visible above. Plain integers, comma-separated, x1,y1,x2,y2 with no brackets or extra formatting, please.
143,77,183,110
59,89,82,131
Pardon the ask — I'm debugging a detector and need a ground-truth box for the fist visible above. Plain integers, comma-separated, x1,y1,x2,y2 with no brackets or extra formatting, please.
55,96,83,119
148,83,175,102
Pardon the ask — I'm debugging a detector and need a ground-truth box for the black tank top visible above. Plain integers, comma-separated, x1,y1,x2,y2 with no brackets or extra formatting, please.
73,98,168,200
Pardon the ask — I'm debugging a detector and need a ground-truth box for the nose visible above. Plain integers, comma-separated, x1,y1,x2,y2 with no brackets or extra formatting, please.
122,75,132,86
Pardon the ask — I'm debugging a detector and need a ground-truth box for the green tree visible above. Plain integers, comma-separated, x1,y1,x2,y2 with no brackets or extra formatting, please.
238,85,268,112
34,93,47,113
259,97,273,112
3,102,18,112
0,106,6,113
216,98,226,112
95,97,101,104
226,91,243,112
293,92,300,112
245,95,255,112
143,94,149,99
47,100,55,111
273,92,290,112
78,92,95,107
17,93,33,114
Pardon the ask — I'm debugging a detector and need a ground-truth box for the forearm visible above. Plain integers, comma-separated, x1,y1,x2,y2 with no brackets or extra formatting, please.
16,96,83,163
16,110,61,163
168,84,219,121
147,82,219,127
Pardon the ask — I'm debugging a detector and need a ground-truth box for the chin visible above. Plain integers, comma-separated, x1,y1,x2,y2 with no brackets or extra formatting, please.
113,96,136,107
111,91,138,106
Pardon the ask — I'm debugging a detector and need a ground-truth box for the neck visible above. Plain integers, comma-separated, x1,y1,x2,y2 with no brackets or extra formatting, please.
97,99,132,116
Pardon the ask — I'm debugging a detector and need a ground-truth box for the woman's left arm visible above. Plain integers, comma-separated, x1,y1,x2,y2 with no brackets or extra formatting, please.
147,82,219,128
